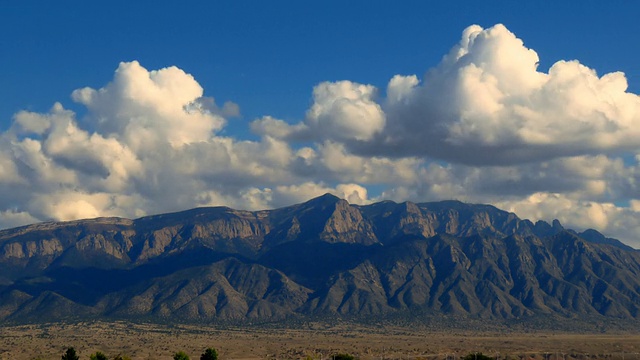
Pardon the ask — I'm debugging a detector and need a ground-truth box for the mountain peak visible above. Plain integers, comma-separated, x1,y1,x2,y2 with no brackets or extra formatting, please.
552,219,564,231
579,228,635,251
297,193,344,210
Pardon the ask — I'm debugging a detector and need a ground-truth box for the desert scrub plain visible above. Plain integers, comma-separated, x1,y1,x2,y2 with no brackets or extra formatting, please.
0,321,639,360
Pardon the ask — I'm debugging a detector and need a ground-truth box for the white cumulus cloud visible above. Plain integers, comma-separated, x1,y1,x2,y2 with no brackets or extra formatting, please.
71,61,226,150
382,24,640,165
252,80,386,142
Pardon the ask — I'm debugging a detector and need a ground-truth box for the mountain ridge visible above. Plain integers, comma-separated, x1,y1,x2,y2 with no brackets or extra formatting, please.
0,194,639,327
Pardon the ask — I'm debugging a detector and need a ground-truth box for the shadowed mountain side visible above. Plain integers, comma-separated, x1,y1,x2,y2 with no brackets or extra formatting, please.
4,248,249,306
258,241,381,288
299,233,640,320
0,194,639,325
97,258,311,321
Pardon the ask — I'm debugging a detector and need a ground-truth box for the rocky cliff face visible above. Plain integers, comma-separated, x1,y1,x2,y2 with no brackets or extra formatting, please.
0,194,638,325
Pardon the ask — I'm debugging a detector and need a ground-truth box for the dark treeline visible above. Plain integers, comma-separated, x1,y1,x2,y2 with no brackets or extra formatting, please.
54,347,495,360
58,346,219,360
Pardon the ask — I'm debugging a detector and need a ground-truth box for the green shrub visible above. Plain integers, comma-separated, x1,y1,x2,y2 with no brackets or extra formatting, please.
90,352,108,360
174,351,190,360
200,348,218,360
333,353,355,360
61,347,79,360
462,353,494,360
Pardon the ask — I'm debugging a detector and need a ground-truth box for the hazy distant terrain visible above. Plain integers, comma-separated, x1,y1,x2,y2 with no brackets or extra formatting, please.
0,194,639,326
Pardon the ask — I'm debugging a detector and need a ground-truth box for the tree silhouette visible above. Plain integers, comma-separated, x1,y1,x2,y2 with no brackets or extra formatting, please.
201,348,218,360
174,351,190,360
61,347,79,360
90,352,108,360
462,353,493,360
333,353,355,360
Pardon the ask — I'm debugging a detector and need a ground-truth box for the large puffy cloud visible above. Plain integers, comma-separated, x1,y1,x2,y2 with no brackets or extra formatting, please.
3,25,640,249
376,24,640,165
305,81,385,141
252,80,386,142
71,61,227,151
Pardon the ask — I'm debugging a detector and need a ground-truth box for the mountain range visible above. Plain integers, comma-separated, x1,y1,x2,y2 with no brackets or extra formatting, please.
0,193,639,326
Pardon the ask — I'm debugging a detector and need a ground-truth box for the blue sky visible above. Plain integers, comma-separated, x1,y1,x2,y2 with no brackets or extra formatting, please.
3,1,638,127
2,1,640,246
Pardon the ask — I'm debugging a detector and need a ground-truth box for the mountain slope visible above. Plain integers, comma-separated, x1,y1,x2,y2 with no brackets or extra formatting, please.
0,194,639,325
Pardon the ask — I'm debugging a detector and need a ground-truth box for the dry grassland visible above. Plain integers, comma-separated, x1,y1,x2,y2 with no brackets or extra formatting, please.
0,322,638,360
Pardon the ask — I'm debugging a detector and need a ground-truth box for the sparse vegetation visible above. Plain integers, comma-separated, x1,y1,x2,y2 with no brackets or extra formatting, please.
89,352,107,360
462,353,494,360
61,347,79,360
200,348,218,360
333,353,355,360
174,351,190,360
